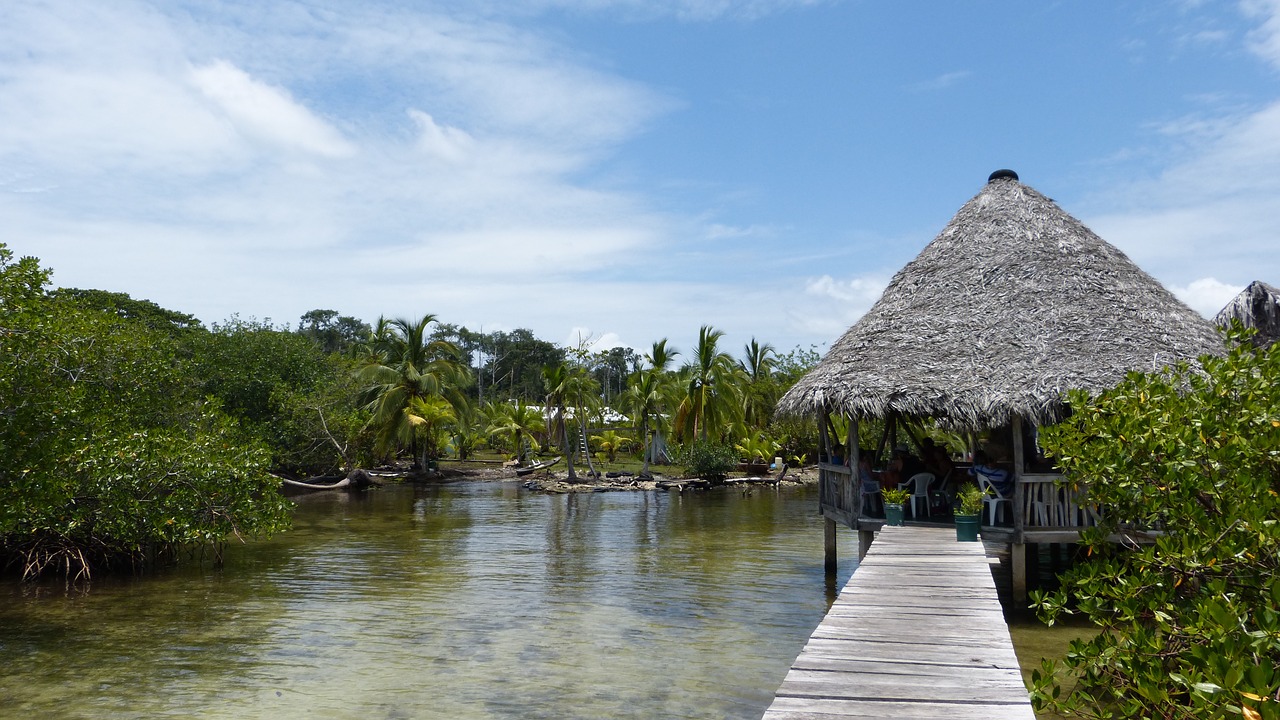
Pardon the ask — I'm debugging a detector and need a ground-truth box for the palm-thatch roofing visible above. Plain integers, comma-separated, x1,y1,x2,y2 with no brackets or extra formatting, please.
777,171,1223,430
1214,280,1280,348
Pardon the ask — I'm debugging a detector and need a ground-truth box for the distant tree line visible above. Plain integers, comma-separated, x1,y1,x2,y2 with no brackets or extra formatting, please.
0,244,823,579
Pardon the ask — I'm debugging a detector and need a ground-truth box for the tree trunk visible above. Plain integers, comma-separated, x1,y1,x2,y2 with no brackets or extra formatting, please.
639,418,652,478
278,469,377,491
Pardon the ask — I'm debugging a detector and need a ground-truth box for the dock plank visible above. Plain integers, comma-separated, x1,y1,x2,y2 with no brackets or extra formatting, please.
762,526,1035,719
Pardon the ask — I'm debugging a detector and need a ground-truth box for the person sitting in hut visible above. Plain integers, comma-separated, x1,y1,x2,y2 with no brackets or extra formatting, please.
828,442,846,466
920,437,955,481
858,456,880,492
919,437,957,509
969,450,1012,496
859,455,883,515
880,446,926,491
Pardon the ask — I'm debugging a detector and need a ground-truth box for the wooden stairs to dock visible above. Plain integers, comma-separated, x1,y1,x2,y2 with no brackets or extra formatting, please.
763,525,1036,719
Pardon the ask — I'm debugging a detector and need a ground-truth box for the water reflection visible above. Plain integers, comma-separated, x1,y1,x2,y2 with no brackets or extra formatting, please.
0,482,857,719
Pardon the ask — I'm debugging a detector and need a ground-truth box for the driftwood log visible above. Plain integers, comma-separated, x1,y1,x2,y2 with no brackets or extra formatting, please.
277,468,378,491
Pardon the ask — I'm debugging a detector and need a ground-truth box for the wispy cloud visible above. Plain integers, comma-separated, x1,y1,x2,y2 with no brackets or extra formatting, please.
191,60,356,158
1243,0,1280,68
794,274,889,337
0,0,681,342
705,223,773,240
1084,91,1280,317
909,70,971,92
1169,277,1244,316
454,0,832,22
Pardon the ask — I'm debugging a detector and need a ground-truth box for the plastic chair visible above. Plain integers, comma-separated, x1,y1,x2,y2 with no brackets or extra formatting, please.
977,475,1012,525
900,472,935,518
861,486,883,517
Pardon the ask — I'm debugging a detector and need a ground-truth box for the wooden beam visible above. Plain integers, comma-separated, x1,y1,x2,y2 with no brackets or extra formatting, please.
858,530,874,560
1011,542,1028,604
1012,415,1025,534
824,517,838,574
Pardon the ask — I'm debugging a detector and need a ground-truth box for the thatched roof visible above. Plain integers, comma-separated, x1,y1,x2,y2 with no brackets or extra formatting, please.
777,171,1223,430
1214,280,1280,348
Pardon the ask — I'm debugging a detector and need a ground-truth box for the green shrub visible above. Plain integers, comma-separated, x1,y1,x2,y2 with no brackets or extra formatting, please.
1031,328,1280,719
678,440,737,481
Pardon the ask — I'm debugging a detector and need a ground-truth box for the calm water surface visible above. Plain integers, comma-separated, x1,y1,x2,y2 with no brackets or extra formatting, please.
0,481,858,719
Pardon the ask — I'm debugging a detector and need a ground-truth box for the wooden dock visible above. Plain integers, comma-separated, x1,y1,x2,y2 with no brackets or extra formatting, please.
763,526,1036,719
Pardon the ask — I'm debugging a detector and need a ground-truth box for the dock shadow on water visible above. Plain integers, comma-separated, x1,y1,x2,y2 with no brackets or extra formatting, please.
0,481,858,720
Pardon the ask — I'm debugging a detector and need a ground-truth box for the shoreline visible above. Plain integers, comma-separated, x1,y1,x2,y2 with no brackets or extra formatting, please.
390,462,820,494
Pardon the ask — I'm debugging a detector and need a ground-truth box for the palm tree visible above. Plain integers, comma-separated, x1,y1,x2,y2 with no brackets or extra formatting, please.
450,402,487,460
626,338,680,478
645,338,679,374
564,364,601,478
674,326,742,442
357,314,471,469
542,363,577,480
739,338,777,430
486,400,544,462
590,429,632,463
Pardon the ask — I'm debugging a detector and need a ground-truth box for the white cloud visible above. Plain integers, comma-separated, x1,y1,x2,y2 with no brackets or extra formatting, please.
792,274,888,337
909,70,972,92
1169,277,1244,317
1083,97,1280,294
805,274,888,304
562,328,628,353
454,0,830,22
1243,0,1280,69
706,223,772,239
408,110,475,163
0,0,685,337
190,60,356,158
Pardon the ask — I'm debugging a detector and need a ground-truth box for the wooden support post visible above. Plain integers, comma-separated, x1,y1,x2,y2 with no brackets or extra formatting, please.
825,517,838,574
850,417,863,519
858,530,875,561
1013,415,1025,533
1012,542,1028,604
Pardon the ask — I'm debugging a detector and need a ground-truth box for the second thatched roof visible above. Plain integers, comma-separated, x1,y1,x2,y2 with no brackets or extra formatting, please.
1214,280,1280,348
777,172,1223,430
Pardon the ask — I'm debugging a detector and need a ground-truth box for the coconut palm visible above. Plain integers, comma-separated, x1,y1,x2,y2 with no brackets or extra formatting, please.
645,338,679,374
542,363,577,480
563,364,601,478
357,314,471,469
626,338,680,477
486,400,544,462
590,429,633,463
449,402,489,460
674,326,742,442
739,338,778,430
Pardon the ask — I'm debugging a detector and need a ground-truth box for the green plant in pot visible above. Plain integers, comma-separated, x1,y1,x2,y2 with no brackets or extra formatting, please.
882,487,910,526
954,483,984,542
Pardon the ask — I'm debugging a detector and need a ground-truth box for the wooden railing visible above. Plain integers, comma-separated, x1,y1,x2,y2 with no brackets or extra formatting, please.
1016,474,1100,529
818,463,857,526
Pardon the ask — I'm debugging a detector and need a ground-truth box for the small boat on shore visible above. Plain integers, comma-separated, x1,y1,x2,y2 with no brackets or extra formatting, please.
515,456,561,477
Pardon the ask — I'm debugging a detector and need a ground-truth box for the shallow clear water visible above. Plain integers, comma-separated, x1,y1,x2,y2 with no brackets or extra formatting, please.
0,481,857,719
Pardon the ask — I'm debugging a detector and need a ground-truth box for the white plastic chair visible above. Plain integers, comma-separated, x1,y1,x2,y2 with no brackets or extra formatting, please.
900,472,935,519
861,486,883,517
977,475,1012,526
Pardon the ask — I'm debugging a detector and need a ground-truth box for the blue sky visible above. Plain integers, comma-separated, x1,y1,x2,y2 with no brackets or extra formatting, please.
4,1,1279,358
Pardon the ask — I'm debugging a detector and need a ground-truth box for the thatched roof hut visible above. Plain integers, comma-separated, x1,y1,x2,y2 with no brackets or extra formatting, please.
777,170,1223,430
1214,280,1280,348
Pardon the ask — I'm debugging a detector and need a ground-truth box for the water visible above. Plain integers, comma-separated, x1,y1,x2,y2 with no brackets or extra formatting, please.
0,481,858,719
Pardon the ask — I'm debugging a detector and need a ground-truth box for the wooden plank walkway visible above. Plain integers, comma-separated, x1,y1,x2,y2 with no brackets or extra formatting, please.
763,526,1036,719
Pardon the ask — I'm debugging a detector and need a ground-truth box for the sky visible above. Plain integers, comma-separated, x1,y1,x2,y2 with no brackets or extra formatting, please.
4,1,1280,359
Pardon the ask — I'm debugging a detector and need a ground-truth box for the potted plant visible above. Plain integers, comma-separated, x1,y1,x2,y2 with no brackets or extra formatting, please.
954,483,984,542
882,487,910,526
